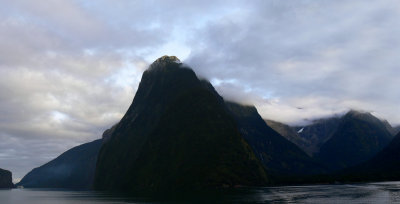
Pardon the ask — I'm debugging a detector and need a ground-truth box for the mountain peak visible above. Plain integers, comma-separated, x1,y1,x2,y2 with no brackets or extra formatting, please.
149,55,181,70
346,109,368,116
156,55,180,62
346,109,376,119
94,56,269,192
345,110,381,123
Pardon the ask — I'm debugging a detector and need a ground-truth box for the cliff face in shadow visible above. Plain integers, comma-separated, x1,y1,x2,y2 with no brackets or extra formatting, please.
339,132,400,182
0,168,14,189
226,102,326,178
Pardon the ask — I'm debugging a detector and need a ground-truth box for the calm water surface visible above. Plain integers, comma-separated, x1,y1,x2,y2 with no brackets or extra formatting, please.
2,181,400,203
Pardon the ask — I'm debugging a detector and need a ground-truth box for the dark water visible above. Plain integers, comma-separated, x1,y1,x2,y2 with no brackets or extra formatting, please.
2,181,400,203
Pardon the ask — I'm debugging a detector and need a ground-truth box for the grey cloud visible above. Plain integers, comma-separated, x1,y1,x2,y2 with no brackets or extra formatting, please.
0,0,242,180
187,0,400,126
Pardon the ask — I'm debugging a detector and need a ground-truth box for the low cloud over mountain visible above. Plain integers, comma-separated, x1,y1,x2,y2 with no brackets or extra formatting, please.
1,0,399,180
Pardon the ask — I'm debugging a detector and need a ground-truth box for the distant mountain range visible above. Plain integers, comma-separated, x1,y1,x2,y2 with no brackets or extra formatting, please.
17,139,102,189
267,110,395,172
316,111,394,171
265,117,341,156
14,56,400,193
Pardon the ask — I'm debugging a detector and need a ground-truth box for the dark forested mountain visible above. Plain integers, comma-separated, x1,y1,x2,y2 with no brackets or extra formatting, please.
0,168,14,189
316,110,393,171
341,132,400,181
17,139,102,189
94,56,268,193
227,103,325,177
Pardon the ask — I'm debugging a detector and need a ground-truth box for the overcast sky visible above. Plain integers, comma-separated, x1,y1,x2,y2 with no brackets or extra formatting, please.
1,0,399,181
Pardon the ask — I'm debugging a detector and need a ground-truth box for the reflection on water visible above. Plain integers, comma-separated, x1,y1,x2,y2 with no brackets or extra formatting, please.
1,181,400,203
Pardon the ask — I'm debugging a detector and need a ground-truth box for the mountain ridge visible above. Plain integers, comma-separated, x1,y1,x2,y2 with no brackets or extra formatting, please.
17,139,102,189
226,102,326,178
265,117,341,156
316,110,393,171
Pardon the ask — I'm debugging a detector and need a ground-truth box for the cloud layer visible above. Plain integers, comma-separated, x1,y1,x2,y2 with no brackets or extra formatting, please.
187,0,400,125
0,0,399,180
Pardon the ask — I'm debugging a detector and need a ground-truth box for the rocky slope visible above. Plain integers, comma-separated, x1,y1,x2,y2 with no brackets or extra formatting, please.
264,120,311,155
294,118,341,156
227,103,325,177
265,117,341,156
